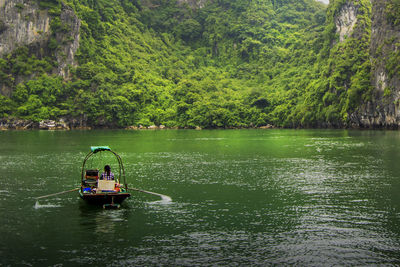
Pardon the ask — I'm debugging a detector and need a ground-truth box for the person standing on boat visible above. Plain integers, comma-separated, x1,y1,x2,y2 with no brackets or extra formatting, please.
100,165,114,180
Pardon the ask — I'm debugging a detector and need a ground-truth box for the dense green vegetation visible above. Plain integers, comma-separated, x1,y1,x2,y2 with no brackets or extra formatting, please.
0,0,377,128
292,0,372,127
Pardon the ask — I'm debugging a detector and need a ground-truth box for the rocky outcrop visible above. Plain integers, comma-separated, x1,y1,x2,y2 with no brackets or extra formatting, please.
0,0,51,56
0,0,80,96
0,118,84,130
335,2,358,43
0,118,35,129
39,119,69,130
351,0,400,128
54,2,80,78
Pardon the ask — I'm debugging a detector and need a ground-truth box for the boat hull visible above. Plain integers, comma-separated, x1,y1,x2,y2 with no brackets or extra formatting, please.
79,191,131,205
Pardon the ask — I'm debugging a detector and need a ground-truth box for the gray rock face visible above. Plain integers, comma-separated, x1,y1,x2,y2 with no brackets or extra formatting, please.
54,2,80,78
39,119,69,130
351,0,400,128
335,2,358,43
0,0,51,55
0,0,80,96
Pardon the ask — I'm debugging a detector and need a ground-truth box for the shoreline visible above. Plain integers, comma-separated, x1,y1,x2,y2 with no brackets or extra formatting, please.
0,118,277,131
1,118,398,131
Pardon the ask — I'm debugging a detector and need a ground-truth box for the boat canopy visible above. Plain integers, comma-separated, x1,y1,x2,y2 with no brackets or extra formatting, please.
82,146,127,190
91,146,111,153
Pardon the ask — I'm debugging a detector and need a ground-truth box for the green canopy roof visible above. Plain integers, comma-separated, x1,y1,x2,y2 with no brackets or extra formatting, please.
91,146,111,153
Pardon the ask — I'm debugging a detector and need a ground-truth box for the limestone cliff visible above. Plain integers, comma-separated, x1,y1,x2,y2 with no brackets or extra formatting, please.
0,0,80,96
351,0,400,127
319,0,371,128
0,0,50,55
54,2,80,78
334,2,358,43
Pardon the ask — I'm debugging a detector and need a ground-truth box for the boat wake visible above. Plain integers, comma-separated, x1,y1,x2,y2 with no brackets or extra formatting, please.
34,200,61,209
129,187,172,203
149,193,172,205
147,193,173,205
160,194,172,202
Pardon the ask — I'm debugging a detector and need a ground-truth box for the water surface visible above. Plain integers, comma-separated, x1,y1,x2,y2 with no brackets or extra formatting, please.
1,129,400,265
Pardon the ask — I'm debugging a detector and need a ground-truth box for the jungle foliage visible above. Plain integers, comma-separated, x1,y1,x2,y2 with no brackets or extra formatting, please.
0,0,377,128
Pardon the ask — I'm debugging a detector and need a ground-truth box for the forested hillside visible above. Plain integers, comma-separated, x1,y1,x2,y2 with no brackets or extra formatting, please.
0,0,398,128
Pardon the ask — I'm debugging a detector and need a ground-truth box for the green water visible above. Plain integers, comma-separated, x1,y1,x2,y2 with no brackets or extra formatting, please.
1,129,400,265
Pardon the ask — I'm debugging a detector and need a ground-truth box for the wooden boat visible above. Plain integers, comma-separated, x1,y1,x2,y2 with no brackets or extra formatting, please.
79,146,131,208
35,146,170,207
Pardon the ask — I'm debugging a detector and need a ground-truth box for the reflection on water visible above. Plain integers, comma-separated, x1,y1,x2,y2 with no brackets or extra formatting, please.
78,202,131,235
93,210,126,234
1,129,400,265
